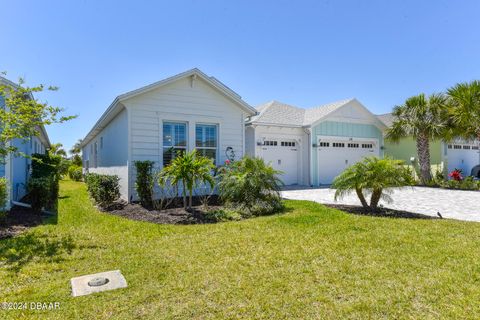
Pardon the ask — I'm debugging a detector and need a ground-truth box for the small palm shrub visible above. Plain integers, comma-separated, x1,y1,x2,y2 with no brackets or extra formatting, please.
84,173,120,209
332,157,414,211
134,160,155,207
0,177,8,225
217,156,284,216
68,165,83,181
158,150,215,211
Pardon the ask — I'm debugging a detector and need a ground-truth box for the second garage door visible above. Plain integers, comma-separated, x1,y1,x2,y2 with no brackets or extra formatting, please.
317,138,379,184
260,140,299,185
447,143,480,175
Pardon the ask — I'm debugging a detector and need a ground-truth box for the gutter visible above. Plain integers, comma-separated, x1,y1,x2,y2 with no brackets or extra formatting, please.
304,127,312,186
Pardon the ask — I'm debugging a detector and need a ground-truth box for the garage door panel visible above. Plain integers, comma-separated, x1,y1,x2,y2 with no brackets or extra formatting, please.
447,143,480,175
261,140,299,185
317,138,378,184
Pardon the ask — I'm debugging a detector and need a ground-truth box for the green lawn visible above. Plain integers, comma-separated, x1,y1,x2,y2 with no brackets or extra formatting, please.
2,180,480,319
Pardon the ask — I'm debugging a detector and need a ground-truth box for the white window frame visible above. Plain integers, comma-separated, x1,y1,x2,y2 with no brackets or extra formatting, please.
162,121,188,166
195,123,218,164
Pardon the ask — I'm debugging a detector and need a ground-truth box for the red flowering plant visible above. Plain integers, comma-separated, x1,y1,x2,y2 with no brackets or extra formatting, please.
448,169,463,181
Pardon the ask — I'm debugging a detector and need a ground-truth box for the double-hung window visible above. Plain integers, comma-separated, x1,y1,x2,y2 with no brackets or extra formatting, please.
196,124,217,163
163,122,187,166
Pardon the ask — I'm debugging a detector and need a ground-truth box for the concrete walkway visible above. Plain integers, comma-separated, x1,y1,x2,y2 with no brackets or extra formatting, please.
281,186,480,222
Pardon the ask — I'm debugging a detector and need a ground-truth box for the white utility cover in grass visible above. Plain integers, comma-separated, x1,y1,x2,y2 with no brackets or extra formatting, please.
71,270,127,297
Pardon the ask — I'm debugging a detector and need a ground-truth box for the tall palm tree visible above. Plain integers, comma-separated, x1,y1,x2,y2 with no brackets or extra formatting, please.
386,93,449,184
447,80,480,141
69,139,83,155
49,142,67,157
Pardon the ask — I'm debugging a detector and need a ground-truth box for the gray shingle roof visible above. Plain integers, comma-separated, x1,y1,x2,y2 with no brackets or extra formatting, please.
377,113,394,127
250,98,355,126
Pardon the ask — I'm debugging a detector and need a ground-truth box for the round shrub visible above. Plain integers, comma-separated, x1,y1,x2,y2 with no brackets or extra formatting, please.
84,173,120,209
27,177,52,212
68,165,83,181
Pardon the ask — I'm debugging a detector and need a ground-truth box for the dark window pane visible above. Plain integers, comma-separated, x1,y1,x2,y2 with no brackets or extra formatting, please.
198,148,216,164
163,147,185,166
164,122,186,147
196,124,217,148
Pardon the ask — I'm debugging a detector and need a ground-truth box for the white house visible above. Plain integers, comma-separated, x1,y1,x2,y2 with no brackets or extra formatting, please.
80,68,257,201
0,76,51,209
245,99,386,186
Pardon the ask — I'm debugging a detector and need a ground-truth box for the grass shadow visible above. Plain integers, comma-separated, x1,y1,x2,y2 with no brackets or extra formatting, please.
325,204,438,220
0,233,75,272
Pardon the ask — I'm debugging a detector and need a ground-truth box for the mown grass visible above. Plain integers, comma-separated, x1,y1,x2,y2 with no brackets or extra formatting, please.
1,180,480,319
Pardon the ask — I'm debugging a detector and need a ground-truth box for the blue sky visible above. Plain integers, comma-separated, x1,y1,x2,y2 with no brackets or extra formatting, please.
1,0,479,151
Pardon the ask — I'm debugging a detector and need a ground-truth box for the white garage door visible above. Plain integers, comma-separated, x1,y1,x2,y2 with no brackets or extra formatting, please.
261,140,299,185
317,138,378,184
447,143,480,175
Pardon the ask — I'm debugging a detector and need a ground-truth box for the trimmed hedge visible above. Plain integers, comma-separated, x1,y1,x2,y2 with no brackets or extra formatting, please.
84,173,120,209
134,160,155,207
0,177,7,225
27,177,53,212
29,153,61,211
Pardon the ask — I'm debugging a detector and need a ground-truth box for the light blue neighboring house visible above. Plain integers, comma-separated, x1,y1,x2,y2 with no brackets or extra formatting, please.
0,76,51,209
245,99,386,186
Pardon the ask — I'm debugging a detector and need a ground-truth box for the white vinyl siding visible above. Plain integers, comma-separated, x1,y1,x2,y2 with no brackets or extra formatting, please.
82,109,129,199
123,75,247,200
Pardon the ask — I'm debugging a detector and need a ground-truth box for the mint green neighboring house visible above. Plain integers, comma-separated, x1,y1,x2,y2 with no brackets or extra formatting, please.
377,113,480,177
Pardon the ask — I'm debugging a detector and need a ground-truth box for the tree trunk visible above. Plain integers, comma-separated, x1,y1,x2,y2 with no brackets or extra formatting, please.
182,179,187,210
369,188,383,212
416,132,432,184
188,189,192,211
355,188,370,209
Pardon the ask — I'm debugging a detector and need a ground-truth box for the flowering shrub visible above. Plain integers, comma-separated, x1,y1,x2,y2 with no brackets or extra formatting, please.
448,169,463,181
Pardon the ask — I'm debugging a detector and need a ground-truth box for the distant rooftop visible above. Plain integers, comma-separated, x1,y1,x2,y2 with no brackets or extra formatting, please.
250,98,355,126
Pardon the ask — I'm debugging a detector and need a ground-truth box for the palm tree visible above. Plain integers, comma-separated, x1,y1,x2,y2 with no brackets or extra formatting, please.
332,157,414,211
49,143,67,157
447,80,480,141
69,139,83,155
217,156,284,215
385,93,449,184
158,150,215,211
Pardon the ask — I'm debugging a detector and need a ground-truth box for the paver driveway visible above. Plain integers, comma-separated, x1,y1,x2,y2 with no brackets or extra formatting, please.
281,186,480,222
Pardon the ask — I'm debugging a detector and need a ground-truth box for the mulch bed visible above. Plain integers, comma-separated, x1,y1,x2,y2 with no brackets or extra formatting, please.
106,201,221,224
0,206,44,240
325,204,439,220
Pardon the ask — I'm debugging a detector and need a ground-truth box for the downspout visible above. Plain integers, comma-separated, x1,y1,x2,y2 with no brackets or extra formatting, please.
11,200,55,216
304,127,312,186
